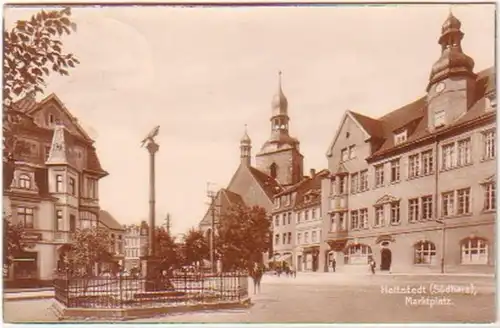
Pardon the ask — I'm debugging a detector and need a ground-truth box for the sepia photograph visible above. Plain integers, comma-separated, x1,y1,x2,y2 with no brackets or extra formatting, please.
2,1,496,324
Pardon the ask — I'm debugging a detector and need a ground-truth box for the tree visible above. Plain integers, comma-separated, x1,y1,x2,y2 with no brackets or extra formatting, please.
154,226,180,272
3,7,79,157
216,204,271,271
3,213,26,268
64,227,115,277
184,228,209,267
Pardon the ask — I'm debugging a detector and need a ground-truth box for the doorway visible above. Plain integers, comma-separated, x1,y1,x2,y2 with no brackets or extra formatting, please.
297,255,302,271
380,248,392,271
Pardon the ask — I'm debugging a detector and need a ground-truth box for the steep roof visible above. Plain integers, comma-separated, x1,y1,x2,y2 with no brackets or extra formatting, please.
248,166,284,199
99,210,125,231
345,66,495,161
221,188,245,206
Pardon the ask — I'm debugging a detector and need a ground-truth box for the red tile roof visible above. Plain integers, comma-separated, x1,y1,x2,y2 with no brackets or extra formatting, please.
347,66,495,161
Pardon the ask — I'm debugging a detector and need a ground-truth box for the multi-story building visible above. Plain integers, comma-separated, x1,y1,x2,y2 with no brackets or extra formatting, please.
321,13,495,274
123,221,148,270
272,169,327,271
98,210,126,270
3,93,108,284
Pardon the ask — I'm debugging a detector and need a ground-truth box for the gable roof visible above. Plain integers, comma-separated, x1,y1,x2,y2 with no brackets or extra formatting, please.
332,66,494,161
221,188,245,206
248,166,284,199
99,210,125,231
17,93,93,142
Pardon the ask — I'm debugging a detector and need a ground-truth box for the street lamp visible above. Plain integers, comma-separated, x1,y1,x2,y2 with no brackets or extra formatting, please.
436,219,445,274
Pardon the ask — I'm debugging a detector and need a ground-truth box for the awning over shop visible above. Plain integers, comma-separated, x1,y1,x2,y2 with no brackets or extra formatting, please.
273,253,292,262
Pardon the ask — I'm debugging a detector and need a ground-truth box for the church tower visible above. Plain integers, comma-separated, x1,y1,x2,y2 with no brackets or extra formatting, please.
426,11,477,131
240,125,252,166
256,71,304,186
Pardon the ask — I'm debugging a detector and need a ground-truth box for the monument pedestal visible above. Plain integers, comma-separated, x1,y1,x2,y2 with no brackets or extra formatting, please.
140,256,162,291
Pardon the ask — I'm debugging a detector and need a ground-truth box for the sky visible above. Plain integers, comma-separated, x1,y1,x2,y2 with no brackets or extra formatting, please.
4,3,495,235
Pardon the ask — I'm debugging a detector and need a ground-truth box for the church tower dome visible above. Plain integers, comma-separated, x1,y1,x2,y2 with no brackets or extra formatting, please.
427,11,476,91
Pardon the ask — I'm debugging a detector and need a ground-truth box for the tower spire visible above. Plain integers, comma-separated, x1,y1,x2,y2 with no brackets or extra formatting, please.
240,124,251,166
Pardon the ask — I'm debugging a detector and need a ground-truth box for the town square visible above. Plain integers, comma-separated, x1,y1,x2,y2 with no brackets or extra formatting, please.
2,3,496,324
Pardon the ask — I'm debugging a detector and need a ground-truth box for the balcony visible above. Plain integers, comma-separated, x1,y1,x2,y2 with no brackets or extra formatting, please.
328,196,348,213
53,231,74,243
80,197,99,208
326,229,349,240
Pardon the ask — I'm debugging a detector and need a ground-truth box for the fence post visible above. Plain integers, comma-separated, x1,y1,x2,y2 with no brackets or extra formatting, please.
119,272,123,308
184,270,188,296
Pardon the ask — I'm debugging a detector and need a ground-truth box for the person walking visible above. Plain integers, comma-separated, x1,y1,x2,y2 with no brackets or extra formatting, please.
331,258,336,273
369,258,376,275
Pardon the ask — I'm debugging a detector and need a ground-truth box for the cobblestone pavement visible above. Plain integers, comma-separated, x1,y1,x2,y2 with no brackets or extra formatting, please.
3,273,496,324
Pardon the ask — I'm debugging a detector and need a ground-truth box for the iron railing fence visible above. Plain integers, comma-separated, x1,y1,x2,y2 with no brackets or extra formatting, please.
54,271,249,308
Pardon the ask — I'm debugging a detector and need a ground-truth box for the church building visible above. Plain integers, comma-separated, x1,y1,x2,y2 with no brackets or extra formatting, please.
321,12,496,274
199,73,307,259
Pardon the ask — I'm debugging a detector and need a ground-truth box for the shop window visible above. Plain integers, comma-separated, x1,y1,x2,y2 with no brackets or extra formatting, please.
344,244,372,265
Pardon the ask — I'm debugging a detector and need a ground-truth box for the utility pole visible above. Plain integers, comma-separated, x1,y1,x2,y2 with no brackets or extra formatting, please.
206,182,222,273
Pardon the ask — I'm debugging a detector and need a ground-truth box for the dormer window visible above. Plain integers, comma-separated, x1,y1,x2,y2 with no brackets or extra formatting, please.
48,114,55,124
19,174,32,189
434,111,445,128
394,130,408,145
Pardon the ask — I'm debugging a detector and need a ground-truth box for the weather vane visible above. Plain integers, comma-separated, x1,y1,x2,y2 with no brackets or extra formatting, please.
140,125,160,147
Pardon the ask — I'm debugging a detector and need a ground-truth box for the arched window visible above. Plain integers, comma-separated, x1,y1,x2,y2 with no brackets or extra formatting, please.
461,237,488,265
414,241,436,264
344,244,372,265
19,174,31,189
270,163,278,179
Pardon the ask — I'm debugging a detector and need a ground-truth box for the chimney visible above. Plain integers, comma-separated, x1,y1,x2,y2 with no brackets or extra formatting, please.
310,169,316,177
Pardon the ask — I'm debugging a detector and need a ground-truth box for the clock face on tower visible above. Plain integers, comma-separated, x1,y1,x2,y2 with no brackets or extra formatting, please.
435,82,446,94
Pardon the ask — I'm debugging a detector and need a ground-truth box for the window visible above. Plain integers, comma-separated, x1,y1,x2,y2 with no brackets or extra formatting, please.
409,198,419,223
330,179,336,195
422,150,434,175
374,165,384,188
350,173,359,194
304,210,309,221
344,244,372,265
483,130,496,160
285,195,291,206
339,176,347,194
414,241,436,264
330,215,336,231
484,183,496,211
287,212,292,224
390,202,400,224
275,196,281,208
461,237,488,264
311,209,317,219
56,175,64,192
421,196,433,220
312,231,317,243
49,114,55,124
17,207,34,228
359,209,368,229
304,232,309,244
434,110,445,127
360,170,368,191
442,143,455,170
287,232,292,244
338,212,346,230
274,216,279,227
394,130,407,145
45,145,51,161
69,214,76,232
297,233,302,244
296,212,302,224
69,177,76,196
348,145,356,159
282,233,286,245
374,206,384,227
19,174,31,189
457,138,471,166
457,188,471,215
270,163,278,179
341,148,348,162
350,210,359,230
80,211,97,229
56,210,63,231
442,192,454,217
275,234,279,245
390,159,400,183
409,154,420,178
282,214,286,226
